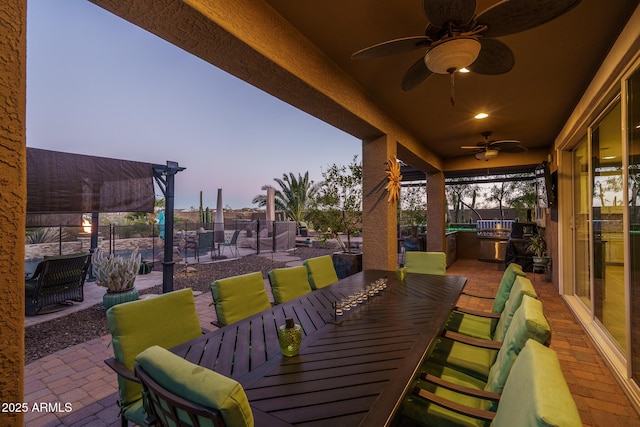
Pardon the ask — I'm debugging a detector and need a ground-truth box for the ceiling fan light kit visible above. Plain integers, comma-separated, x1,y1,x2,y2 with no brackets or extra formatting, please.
475,149,499,161
423,37,481,74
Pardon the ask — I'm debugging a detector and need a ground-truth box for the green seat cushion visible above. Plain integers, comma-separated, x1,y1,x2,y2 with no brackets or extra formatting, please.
492,263,525,313
484,296,551,396
402,381,486,427
402,365,488,427
427,337,498,381
211,272,271,325
446,311,495,341
106,288,203,410
404,252,447,275
429,295,549,384
491,276,537,342
303,255,339,289
136,345,254,427
491,340,582,427
268,266,312,304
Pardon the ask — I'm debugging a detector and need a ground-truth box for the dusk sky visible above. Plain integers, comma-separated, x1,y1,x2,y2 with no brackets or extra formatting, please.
26,0,360,210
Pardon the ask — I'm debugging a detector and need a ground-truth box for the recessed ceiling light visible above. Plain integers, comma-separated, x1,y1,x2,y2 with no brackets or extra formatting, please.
474,113,489,119
459,68,471,73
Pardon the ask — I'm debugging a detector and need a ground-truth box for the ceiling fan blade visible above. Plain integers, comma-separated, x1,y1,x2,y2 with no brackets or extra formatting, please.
423,0,477,28
351,36,431,60
494,143,528,154
476,0,582,38
402,57,434,91
467,39,514,75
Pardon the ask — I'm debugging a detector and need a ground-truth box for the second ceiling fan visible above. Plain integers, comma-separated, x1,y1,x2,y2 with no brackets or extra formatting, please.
461,131,527,161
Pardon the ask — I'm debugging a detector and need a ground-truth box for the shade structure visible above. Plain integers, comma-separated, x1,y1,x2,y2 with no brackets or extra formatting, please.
27,147,154,214
214,188,225,244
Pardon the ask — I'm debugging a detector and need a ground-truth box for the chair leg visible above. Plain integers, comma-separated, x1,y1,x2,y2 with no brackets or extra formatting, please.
121,415,128,427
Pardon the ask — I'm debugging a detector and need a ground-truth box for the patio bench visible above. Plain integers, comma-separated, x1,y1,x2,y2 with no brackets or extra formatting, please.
25,253,91,315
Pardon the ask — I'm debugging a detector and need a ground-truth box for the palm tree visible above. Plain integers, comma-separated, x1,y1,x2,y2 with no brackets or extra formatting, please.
252,172,321,222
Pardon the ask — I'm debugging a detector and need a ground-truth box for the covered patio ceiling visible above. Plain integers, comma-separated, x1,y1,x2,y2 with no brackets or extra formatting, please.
89,0,639,176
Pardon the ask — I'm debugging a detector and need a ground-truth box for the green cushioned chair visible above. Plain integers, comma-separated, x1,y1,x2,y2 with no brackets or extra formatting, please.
268,265,312,304
404,340,581,427
462,263,526,314
303,255,339,289
446,276,537,341
211,272,272,326
402,296,555,427
135,345,254,427
427,295,550,382
404,251,447,275
105,289,203,427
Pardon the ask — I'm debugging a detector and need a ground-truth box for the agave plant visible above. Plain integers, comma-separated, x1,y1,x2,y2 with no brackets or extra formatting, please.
92,248,141,292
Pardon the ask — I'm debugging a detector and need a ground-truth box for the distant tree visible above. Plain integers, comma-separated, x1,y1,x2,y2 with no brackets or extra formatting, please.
307,156,362,253
252,172,321,222
400,183,427,233
485,181,509,220
485,177,536,220
446,182,481,223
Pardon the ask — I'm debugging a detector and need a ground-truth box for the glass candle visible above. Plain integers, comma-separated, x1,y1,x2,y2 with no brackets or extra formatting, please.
278,318,302,356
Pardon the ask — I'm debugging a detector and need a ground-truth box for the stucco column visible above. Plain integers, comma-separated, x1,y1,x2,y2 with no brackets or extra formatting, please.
0,1,26,425
362,135,397,271
426,171,446,251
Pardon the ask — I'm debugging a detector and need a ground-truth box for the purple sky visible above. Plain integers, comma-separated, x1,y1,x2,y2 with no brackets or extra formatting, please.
26,0,360,209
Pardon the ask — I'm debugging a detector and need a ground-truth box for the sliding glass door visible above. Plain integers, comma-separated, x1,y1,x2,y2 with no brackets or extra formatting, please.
591,99,625,352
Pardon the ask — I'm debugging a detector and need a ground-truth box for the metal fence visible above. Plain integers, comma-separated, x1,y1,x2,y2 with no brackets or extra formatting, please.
24,220,298,275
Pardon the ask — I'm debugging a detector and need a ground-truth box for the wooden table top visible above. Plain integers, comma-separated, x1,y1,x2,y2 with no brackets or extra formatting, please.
171,269,467,426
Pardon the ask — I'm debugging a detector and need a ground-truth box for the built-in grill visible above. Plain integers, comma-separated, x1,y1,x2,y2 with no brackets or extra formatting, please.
477,220,514,262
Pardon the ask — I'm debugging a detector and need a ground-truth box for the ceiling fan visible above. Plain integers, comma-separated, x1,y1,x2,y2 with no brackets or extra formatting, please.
351,0,581,104
461,131,527,161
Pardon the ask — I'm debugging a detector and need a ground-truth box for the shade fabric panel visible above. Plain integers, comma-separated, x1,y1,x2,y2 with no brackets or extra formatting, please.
27,147,154,213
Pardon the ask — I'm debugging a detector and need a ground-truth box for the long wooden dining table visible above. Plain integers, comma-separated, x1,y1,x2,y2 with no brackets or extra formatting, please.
171,269,467,426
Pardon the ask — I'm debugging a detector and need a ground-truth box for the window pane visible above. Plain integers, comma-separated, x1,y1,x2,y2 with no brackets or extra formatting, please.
592,100,625,352
574,139,591,308
628,67,640,377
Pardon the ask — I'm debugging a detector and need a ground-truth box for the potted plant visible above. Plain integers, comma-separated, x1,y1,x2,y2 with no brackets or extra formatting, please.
527,229,549,265
92,247,141,309
308,156,363,278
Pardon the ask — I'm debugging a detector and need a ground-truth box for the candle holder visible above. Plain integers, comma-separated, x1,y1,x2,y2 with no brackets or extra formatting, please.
278,318,302,356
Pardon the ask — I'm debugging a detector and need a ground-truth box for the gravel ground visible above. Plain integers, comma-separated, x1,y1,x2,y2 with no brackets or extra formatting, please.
24,247,334,364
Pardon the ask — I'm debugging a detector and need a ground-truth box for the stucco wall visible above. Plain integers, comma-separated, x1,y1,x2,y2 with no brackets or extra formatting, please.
0,1,26,425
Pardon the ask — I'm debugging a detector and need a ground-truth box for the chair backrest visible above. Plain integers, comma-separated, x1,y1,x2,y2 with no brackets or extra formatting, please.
229,229,241,244
492,263,526,313
136,345,254,427
303,255,339,289
35,253,91,288
492,276,537,341
211,272,272,325
491,340,582,427
268,266,312,304
106,289,203,411
484,295,551,397
404,252,447,275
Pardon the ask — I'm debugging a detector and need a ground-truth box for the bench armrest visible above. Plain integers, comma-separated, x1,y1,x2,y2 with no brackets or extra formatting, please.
453,307,501,319
412,387,496,422
104,357,139,383
421,373,501,401
442,330,502,350
461,290,495,300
